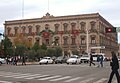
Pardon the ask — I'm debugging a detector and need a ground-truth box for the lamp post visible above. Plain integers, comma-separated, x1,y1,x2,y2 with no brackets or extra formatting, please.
86,29,89,54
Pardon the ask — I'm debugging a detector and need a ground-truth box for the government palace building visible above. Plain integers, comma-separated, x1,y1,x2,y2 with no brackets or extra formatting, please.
4,13,118,57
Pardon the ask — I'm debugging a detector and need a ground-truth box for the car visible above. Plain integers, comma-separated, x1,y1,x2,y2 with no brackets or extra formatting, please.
39,57,53,65
80,55,90,63
0,58,6,65
54,56,67,64
92,53,106,61
66,55,81,64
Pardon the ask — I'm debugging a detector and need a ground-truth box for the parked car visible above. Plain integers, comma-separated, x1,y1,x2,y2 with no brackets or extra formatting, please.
0,58,6,65
80,55,90,63
66,55,81,64
54,56,67,64
39,57,53,65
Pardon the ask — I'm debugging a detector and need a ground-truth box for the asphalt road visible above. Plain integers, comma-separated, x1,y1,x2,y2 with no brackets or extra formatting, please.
0,62,119,83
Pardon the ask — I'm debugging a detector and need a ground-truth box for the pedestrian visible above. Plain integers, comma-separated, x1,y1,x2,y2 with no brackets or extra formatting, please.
97,55,100,67
89,53,95,66
22,55,26,65
14,56,18,66
99,55,104,67
108,51,120,83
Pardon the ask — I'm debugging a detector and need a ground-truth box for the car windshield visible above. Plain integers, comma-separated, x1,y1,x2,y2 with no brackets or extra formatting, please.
82,55,89,57
70,56,78,58
43,57,49,59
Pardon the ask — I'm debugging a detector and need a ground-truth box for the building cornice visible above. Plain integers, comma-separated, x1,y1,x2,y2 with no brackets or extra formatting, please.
4,13,100,25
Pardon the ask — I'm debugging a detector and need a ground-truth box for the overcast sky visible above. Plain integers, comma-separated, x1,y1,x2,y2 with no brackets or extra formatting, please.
0,0,120,42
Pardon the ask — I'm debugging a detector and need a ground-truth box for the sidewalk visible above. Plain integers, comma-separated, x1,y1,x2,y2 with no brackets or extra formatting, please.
17,62,39,65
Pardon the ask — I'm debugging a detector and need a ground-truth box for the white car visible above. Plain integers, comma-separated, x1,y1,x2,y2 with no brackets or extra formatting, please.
66,55,80,64
39,57,53,65
0,58,6,64
80,55,90,63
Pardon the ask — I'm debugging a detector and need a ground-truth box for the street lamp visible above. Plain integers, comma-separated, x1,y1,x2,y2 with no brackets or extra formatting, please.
86,29,89,54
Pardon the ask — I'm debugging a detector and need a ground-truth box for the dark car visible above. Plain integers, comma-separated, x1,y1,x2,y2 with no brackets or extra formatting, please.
54,56,67,64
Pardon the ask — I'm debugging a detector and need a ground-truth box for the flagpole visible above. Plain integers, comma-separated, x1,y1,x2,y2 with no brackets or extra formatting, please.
22,0,24,19
48,0,49,13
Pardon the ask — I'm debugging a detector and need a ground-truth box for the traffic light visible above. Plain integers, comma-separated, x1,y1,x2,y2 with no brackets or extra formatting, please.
105,27,116,33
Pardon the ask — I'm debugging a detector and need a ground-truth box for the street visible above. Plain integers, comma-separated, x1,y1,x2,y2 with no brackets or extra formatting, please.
0,62,119,83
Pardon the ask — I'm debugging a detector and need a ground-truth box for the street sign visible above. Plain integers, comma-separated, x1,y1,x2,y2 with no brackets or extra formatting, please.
91,46,105,49
116,27,120,32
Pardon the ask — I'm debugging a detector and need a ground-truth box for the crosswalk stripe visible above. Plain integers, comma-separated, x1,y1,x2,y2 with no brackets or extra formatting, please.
38,75,61,80
49,76,71,81
0,72,31,78
14,74,41,78
0,80,13,83
64,77,83,82
25,75,50,79
93,78,107,83
80,78,95,83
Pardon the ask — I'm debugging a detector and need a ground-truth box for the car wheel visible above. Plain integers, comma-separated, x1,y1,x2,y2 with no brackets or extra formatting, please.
67,63,69,65
0,62,2,65
39,63,41,65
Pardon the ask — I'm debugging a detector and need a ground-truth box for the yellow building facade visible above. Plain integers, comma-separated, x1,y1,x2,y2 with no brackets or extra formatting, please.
4,13,118,57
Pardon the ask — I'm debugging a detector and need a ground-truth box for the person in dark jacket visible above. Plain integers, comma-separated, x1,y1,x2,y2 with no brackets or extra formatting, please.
22,55,26,65
108,51,120,83
99,55,104,67
89,53,95,66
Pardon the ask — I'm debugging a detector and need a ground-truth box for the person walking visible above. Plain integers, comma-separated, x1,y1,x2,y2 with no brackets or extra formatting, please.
97,55,100,67
89,53,95,66
108,51,120,83
99,55,104,67
22,55,26,65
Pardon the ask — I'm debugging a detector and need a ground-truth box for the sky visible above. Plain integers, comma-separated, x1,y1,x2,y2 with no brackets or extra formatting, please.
0,0,120,42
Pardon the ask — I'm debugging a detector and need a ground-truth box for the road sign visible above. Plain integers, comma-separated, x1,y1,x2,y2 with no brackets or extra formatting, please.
116,27,120,32
91,46,105,49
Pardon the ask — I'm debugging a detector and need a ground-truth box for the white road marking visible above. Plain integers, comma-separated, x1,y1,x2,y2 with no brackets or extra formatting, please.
64,77,83,82
38,75,61,80
49,76,71,81
93,78,108,83
25,75,50,79
14,74,41,78
0,80,13,83
80,78,95,83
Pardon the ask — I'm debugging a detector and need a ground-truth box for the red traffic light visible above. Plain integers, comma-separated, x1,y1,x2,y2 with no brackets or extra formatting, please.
105,27,116,33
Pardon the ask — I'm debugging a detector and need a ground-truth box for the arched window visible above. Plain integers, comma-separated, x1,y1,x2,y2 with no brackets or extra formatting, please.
36,25,40,34
80,35,86,45
21,26,26,34
7,27,11,35
91,35,96,44
63,23,68,32
63,36,68,45
90,21,96,30
45,24,49,30
28,26,32,34
54,24,60,33
71,36,76,45
71,22,76,30
14,27,18,35
80,22,86,30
